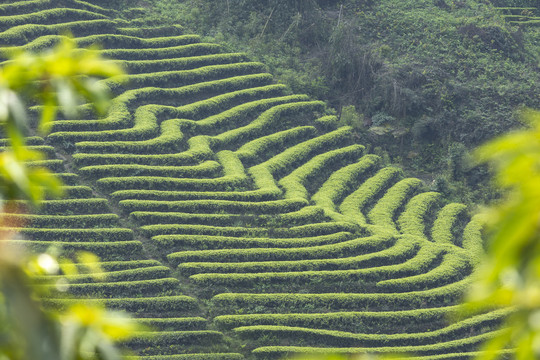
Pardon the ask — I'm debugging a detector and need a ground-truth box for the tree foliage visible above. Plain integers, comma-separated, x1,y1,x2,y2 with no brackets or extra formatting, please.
0,37,123,206
465,109,540,359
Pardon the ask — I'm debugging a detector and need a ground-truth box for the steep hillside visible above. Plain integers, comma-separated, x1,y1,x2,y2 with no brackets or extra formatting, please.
140,0,540,205
0,1,508,359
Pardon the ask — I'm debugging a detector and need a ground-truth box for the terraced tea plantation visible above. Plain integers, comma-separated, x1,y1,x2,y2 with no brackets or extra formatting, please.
0,1,509,359
491,0,540,26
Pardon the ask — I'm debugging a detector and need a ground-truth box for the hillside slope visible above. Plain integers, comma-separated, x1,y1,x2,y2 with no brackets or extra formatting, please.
138,0,540,205
0,1,506,359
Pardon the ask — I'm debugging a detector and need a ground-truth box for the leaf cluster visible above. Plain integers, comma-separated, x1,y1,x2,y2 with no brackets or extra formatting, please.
0,36,123,206
465,110,540,359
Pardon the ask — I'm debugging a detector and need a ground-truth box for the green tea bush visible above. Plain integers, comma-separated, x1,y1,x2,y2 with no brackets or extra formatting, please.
250,332,502,358
99,42,222,61
177,237,417,276
78,33,201,49
134,317,207,331
0,1,495,356
0,8,108,31
123,330,223,347
0,20,121,46
51,74,274,135
120,198,309,215
125,353,244,360
279,145,365,200
431,203,468,245
368,178,424,232
44,295,199,314
49,278,180,298
211,279,471,313
50,186,94,199
4,227,134,242
213,306,464,332
39,266,172,283
152,232,354,251
116,24,184,38
376,250,472,292
397,192,441,239
340,167,403,224
79,160,221,179
104,62,267,93
99,175,247,192
131,206,324,227
236,126,317,163
119,53,251,74
312,154,381,215
3,213,119,228
24,198,111,214
168,234,394,264
187,246,452,291
3,240,143,260
234,310,505,346
0,0,112,17
461,214,486,265
214,101,325,147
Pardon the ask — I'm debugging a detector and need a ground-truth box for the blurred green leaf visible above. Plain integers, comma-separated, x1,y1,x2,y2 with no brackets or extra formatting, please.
0,32,131,360
465,109,540,358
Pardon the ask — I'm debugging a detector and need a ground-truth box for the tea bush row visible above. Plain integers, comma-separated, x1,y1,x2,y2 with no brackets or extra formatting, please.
397,192,441,239
120,198,309,215
52,74,275,135
250,331,501,358
176,236,417,276
0,8,107,32
144,220,354,244
188,247,469,292
211,279,471,313
431,203,468,245
368,178,424,232
213,306,464,331
5,227,134,242
235,126,317,163
123,331,223,348
167,234,395,264
312,154,381,217
79,160,221,179
4,240,143,260
40,265,172,283
125,353,244,360
152,232,354,251
130,206,325,227
339,167,403,225
103,62,267,93
0,0,112,17
44,295,199,314
234,309,505,346
62,93,303,154
279,145,365,200
62,278,180,298
134,317,208,331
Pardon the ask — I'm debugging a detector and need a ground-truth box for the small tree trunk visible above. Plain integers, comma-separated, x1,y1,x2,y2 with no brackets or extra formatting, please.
259,7,276,38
